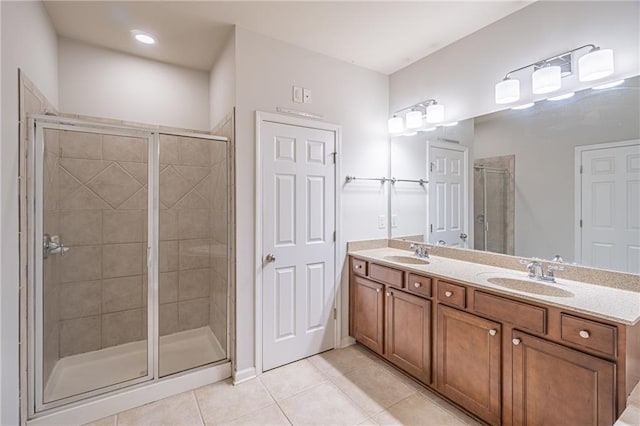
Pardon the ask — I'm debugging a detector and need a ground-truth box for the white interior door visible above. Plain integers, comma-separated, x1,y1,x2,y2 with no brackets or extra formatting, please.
579,141,640,273
428,144,468,247
261,121,336,371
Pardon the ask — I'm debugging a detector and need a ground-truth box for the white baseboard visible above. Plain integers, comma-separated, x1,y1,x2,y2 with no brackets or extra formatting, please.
340,336,356,348
27,362,231,426
233,367,257,385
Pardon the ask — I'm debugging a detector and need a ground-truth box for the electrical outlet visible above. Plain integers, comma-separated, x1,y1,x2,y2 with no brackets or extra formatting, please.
303,88,312,103
391,215,398,228
293,86,303,103
378,215,386,229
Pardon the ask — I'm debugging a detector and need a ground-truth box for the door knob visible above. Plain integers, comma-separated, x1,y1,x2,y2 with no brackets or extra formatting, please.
459,233,468,241
265,254,276,263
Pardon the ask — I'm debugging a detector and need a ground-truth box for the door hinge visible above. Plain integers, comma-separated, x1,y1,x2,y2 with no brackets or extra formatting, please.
430,224,433,233
331,152,337,164
333,308,337,320
579,165,583,174
430,162,434,172
579,219,583,228
333,231,336,242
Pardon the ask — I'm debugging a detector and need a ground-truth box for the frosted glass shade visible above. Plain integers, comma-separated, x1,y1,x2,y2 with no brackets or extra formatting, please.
532,66,561,94
405,111,423,129
495,79,520,104
579,48,614,82
388,116,404,133
426,104,445,124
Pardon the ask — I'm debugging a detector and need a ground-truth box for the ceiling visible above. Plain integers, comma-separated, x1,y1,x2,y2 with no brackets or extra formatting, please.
43,1,532,75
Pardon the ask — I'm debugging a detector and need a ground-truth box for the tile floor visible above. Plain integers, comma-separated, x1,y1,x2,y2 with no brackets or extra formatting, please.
86,344,481,426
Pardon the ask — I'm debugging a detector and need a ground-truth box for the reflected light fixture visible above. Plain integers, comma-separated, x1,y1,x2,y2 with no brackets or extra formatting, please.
547,92,575,101
442,121,458,127
593,79,624,90
131,30,156,45
418,127,437,132
388,99,445,134
494,44,614,105
511,102,535,110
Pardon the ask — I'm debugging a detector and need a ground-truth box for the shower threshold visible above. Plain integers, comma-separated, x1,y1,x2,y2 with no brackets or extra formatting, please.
43,326,225,404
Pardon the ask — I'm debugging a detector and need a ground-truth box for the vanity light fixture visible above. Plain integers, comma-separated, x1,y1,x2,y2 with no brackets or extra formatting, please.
388,99,445,134
547,92,575,101
511,102,535,110
494,44,615,104
593,79,624,90
131,30,157,45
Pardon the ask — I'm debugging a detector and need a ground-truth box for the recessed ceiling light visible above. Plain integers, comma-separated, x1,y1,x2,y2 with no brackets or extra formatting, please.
592,79,625,90
548,92,575,101
131,30,156,45
511,102,535,110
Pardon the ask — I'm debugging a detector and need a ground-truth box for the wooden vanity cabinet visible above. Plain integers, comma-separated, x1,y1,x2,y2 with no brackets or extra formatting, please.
436,305,502,425
511,330,616,426
386,288,431,383
353,276,384,355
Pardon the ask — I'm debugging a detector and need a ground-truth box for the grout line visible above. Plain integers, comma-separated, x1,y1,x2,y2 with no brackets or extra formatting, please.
256,374,294,425
190,390,206,426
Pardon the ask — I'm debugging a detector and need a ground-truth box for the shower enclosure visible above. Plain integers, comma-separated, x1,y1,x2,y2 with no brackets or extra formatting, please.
28,115,230,414
473,156,514,255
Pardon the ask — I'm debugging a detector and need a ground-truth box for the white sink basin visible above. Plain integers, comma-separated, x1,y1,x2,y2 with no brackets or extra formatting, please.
383,255,429,265
486,277,574,298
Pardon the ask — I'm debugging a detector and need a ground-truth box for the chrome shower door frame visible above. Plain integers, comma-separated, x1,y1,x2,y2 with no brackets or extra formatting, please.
28,117,157,415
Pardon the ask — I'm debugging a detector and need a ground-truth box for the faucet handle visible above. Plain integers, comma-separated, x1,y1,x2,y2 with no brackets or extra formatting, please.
548,265,565,272
519,259,532,265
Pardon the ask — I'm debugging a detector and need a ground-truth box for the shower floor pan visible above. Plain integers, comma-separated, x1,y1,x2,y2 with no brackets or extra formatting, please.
43,326,225,404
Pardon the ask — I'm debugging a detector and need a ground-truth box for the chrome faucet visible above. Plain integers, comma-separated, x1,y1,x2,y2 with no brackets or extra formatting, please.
410,243,430,258
520,259,564,283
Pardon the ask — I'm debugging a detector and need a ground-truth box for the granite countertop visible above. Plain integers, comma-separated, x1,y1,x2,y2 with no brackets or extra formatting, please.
349,247,640,325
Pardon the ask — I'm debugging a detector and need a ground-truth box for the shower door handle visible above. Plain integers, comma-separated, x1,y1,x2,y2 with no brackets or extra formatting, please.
459,233,468,241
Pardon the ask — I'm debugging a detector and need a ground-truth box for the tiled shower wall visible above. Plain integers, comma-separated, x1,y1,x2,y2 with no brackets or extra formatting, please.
49,130,228,358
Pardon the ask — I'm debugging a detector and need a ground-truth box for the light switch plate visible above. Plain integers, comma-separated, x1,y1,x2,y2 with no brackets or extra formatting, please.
378,215,386,229
293,86,303,103
303,88,312,103
391,215,398,228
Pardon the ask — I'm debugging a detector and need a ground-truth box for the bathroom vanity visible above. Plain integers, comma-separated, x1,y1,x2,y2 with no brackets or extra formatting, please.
348,245,640,426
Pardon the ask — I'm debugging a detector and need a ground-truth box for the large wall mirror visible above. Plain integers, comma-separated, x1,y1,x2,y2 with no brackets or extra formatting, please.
390,76,640,274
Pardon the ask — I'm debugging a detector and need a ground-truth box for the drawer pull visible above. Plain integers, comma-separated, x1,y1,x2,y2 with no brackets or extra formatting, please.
579,330,590,339
355,265,362,269
414,282,422,288
375,288,381,293
512,338,521,346
444,291,453,297
489,329,497,336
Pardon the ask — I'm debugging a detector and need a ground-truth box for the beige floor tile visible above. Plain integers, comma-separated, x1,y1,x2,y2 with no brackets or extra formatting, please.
331,364,416,416
374,393,466,426
357,418,379,426
225,404,291,425
628,383,640,406
117,391,203,426
195,378,274,424
615,404,640,426
279,382,368,426
82,415,116,426
418,387,481,425
260,359,327,401
308,346,379,378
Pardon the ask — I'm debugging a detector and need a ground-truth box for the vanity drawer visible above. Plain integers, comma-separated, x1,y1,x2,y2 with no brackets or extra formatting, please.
407,273,432,298
474,291,546,334
352,258,368,276
437,281,466,308
560,314,617,357
369,263,404,289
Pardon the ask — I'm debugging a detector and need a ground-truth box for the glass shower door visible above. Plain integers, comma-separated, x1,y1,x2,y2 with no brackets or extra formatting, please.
32,122,154,411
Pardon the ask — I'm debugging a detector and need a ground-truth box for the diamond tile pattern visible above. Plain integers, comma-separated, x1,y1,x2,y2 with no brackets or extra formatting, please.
88,163,142,208
159,166,194,208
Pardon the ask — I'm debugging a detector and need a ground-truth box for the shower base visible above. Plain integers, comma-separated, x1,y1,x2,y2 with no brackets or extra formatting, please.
43,326,225,403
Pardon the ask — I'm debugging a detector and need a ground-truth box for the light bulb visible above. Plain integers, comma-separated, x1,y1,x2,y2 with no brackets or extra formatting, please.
426,104,445,124
405,110,423,129
579,48,614,82
532,65,561,94
495,78,520,104
388,116,404,134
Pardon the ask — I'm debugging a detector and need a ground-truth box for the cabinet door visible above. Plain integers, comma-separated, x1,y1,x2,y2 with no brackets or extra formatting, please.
386,289,431,384
437,305,501,425
353,276,384,355
512,331,615,426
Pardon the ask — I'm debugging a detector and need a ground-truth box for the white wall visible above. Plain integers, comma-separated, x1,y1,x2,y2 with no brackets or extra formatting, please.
390,1,640,123
209,31,235,128
233,27,389,375
59,38,210,130
1,2,59,424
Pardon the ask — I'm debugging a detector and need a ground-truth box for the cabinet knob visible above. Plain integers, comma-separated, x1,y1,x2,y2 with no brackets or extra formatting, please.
512,338,521,346
489,329,497,336
413,282,422,288
444,291,453,297
579,330,590,339
386,292,392,297
375,288,381,293
355,265,362,269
